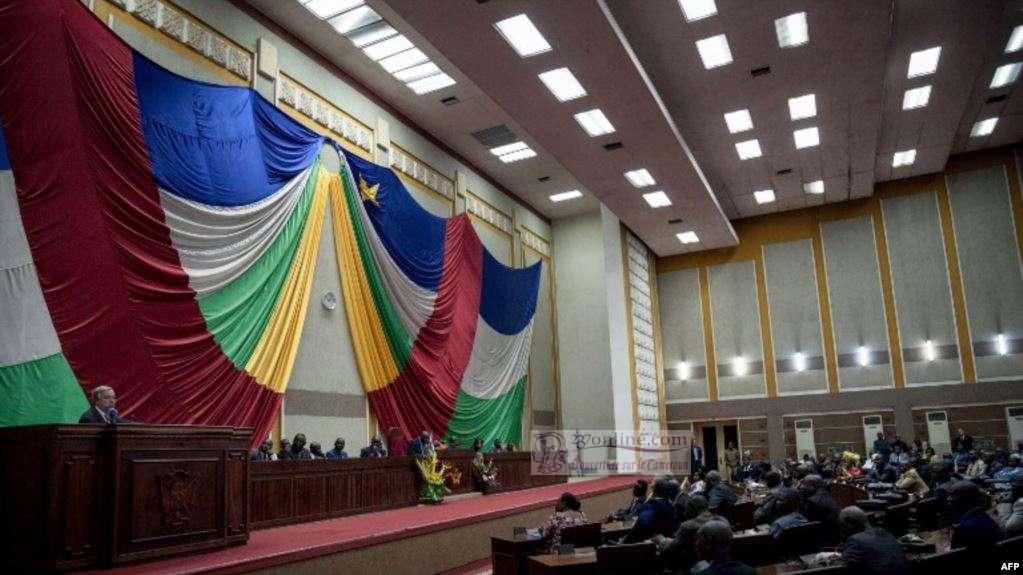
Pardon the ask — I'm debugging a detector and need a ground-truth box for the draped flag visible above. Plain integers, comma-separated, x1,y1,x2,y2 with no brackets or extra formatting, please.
0,0,327,443
331,150,541,448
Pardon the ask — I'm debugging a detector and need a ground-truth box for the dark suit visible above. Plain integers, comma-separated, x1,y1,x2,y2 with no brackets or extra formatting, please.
753,486,792,525
691,445,704,473
78,406,130,424
841,527,909,574
622,497,677,543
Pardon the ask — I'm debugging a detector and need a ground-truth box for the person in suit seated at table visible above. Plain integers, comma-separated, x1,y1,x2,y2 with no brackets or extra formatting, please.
538,492,587,551
798,474,840,536
621,476,678,543
838,506,909,574
250,439,275,461
360,435,388,458
655,495,726,572
309,442,325,459
276,438,292,460
705,471,737,519
78,386,132,424
690,520,757,575
325,437,348,459
768,488,808,540
287,433,312,460
608,479,648,522
949,480,1003,550
491,439,504,454
753,470,787,525
999,476,1023,537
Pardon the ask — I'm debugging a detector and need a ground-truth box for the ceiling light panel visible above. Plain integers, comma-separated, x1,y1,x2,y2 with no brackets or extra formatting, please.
538,68,587,102
392,61,441,83
991,62,1022,88
804,180,824,194
793,126,820,149
378,48,428,73
494,14,551,57
574,109,615,136
788,94,816,120
723,109,753,133
735,139,762,160
753,189,775,204
303,0,364,19
624,169,656,187
499,148,537,163
643,191,672,208
695,34,733,69
892,149,916,167
971,117,998,137
775,12,808,48
679,0,717,22
363,34,414,61
328,5,380,34
677,231,699,244
907,46,941,78
902,85,931,110
407,73,456,95
550,190,582,202
347,21,397,47
1007,25,1023,53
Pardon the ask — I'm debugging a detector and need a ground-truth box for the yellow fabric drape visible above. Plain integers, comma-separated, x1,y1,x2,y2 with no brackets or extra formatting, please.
328,170,400,392
245,167,329,392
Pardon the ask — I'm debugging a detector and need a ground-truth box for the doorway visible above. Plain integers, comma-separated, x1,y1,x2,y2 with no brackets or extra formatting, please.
702,426,718,472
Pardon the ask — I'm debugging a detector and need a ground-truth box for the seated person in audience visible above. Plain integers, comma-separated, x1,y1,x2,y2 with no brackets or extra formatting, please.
79,386,132,424
888,444,910,467
999,476,1023,537
769,488,809,540
838,506,909,575
621,476,678,543
753,471,787,525
872,432,891,460
994,453,1023,483
656,495,726,572
867,454,898,483
538,492,587,550
360,435,388,458
688,470,706,496
965,451,987,479
308,442,325,459
325,437,348,459
609,479,649,522
409,430,434,458
705,470,737,518
276,438,292,460
288,433,312,460
491,439,504,453
386,427,408,457
250,439,275,461
691,520,757,575
924,446,939,465
895,462,930,497
949,480,1003,550
798,474,840,536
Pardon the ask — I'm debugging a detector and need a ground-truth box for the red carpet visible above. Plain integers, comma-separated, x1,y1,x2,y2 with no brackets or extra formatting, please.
81,475,637,575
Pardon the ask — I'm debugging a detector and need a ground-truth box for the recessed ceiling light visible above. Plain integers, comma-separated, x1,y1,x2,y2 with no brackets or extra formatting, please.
723,109,754,133
907,46,941,78
788,93,816,120
490,141,529,156
538,68,587,102
494,14,551,58
1007,25,1023,53
902,85,932,110
971,117,999,137
804,180,824,195
892,149,916,168
393,61,441,83
346,21,397,48
679,0,717,22
379,48,429,73
363,34,414,61
574,109,615,136
624,169,656,187
793,126,820,149
677,231,699,244
753,189,775,204
695,34,733,69
328,5,381,34
303,0,364,19
775,12,808,48
407,73,456,95
735,139,762,160
643,191,672,208
991,62,1022,88
499,148,537,163
550,190,582,203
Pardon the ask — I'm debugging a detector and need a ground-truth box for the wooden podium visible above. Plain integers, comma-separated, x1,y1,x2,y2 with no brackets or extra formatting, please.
0,424,250,572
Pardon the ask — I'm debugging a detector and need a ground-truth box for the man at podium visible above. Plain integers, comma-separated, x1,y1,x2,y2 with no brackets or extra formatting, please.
79,385,132,424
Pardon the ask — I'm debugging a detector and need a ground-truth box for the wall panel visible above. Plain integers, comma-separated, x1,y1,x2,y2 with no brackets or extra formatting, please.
524,249,557,429
709,261,766,398
657,269,709,402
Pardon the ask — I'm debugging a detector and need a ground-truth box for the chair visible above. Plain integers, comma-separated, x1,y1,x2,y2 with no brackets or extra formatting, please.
731,500,755,531
912,497,943,531
730,532,778,567
595,541,658,575
882,501,913,536
560,522,602,548
999,533,1023,556
777,521,823,558
909,547,971,575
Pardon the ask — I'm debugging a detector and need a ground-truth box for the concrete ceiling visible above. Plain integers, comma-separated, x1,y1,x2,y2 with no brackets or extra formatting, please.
248,0,1023,256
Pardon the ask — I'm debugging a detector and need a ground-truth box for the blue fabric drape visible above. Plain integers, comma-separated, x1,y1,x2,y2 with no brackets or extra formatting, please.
479,251,541,334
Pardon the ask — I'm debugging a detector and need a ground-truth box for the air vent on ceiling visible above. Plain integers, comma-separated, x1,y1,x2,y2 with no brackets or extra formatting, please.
986,94,1008,104
751,66,771,77
538,176,551,182
441,96,460,106
776,168,793,176
471,125,518,148
603,141,624,151
668,218,683,224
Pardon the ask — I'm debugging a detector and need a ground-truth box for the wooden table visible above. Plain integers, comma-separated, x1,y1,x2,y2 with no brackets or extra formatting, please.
528,547,597,574
601,520,635,541
492,534,548,575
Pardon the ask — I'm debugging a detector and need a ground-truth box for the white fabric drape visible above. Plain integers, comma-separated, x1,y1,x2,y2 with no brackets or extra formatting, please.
459,317,533,399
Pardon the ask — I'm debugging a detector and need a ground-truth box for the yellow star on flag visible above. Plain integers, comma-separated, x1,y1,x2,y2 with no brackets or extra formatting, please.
358,176,380,207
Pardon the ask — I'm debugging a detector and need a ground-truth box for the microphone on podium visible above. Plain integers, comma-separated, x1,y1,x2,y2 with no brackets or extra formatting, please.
107,408,119,424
